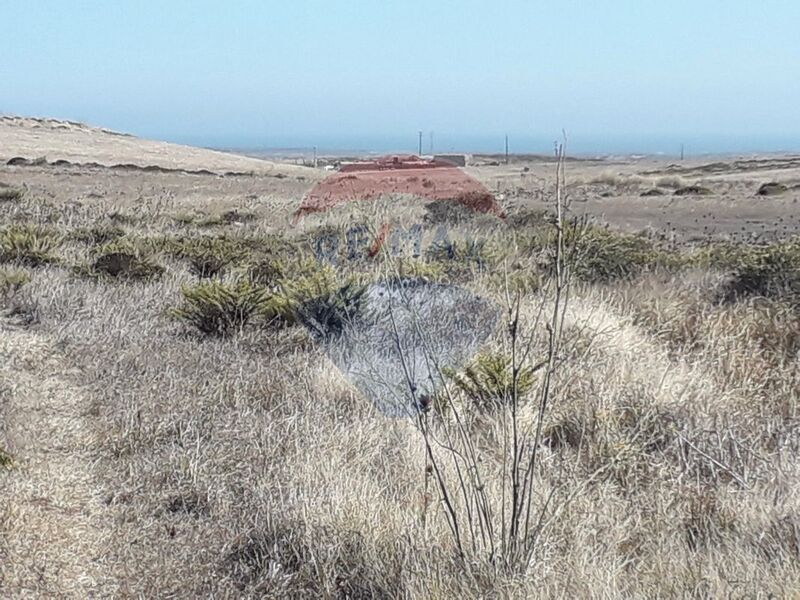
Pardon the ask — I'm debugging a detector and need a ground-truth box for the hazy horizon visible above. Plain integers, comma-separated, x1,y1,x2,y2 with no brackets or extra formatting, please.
202,132,800,157
3,1,799,156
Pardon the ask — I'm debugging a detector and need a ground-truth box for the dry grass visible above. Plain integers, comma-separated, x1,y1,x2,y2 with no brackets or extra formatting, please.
1,172,799,598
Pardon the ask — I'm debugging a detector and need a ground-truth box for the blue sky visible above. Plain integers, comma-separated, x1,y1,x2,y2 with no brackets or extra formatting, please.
2,1,799,153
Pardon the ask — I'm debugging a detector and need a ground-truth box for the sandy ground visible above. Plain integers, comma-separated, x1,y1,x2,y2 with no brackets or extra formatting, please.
2,117,799,242
467,154,800,243
0,322,117,597
0,116,308,176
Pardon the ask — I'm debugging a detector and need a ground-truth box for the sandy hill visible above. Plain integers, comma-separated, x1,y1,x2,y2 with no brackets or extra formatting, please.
0,116,304,176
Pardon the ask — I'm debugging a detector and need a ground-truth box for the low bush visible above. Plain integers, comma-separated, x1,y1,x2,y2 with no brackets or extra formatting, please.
697,240,800,304
0,185,24,202
0,225,62,266
69,224,126,245
0,447,13,470
293,281,366,338
88,240,164,281
272,261,367,332
564,225,679,283
426,238,502,273
171,280,276,336
448,351,538,411
169,237,249,278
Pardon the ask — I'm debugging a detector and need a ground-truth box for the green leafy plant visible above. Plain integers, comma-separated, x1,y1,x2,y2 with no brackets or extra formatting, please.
247,256,286,286
385,258,444,282
293,281,367,338
561,225,679,283
696,240,800,304
88,240,164,281
263,260,363,333
448,351,538,411
170,237,249,278
172,280,276,335
0,225,62,266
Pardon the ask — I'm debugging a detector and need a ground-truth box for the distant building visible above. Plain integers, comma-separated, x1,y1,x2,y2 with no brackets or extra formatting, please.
433,154,468,167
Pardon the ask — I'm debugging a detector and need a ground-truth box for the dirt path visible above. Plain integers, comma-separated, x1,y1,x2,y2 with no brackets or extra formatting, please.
0,323,116,597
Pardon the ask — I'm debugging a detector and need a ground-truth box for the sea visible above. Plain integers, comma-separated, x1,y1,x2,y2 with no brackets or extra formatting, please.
182,132,800,160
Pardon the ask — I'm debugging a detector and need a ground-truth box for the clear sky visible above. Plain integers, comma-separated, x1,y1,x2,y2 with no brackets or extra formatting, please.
2,1,799,153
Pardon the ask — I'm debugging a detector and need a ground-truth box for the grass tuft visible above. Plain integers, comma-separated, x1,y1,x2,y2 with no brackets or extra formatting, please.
0,225,62,266
169,237,249,279
0,448,14,470
448,351,538,411
88,240,164,281
0,186,24,202
171,279,276,336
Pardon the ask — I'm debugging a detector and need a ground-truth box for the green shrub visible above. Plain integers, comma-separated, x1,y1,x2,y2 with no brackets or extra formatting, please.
172,280,276,336
88,240,164,281
247,256,286,286
0,225,62,266
426,238,502,274
0,447,13,470
384,258,444,282
0,186,24,202
293,281,366,338
69,224,126,245
169,237,249,278
486,265,540,296
697,240,800,303
563,225,678,283
261,260,368,336
448,352,538,411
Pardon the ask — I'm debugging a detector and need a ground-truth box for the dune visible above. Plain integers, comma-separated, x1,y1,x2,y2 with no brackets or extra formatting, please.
0,115,305,176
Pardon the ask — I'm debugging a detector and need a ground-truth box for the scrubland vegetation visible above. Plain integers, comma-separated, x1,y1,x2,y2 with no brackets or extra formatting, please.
1,168,799,597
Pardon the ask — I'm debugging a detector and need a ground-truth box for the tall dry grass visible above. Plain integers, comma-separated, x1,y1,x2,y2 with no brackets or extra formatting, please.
0,166,799,597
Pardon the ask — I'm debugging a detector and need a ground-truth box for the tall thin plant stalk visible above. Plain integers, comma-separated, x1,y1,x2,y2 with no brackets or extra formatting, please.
386,141,583,570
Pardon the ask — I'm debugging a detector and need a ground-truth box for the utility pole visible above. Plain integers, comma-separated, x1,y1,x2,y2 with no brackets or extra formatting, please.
313,146,317,168
680,143,685,161
418,131,423,156
429,131,434,154
504,134,509,164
